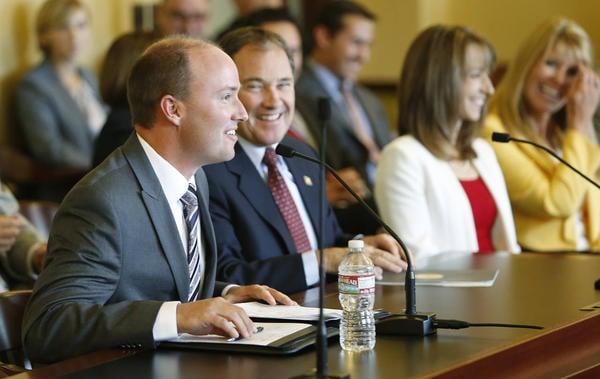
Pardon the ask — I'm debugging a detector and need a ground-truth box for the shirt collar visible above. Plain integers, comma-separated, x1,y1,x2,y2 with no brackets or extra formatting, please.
137,134,196,204
237,137,280,171
308,60,353,103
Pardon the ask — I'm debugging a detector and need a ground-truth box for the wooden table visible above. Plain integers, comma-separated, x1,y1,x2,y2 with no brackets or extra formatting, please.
12,253,600,379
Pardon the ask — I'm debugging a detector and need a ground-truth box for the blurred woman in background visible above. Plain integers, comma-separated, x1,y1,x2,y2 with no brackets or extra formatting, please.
485,18,600,252
375,25,519,263
15,0,106,170
93,31,159,166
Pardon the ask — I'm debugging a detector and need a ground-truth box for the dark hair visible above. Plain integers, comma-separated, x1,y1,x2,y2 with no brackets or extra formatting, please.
314,0,375,36
127,37,203,128
397,25,496,160
219,26,294,73
243,7,301,33
100,31,160,107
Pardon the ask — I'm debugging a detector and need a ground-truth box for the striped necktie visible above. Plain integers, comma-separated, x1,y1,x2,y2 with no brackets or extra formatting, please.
180,185,202,301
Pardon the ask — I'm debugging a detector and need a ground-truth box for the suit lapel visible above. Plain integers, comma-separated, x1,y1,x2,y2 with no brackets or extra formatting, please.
284,146,320,233
227,144,297,254
122,135,189,302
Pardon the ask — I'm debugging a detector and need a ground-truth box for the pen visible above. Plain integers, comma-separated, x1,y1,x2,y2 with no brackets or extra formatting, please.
226,326,264,342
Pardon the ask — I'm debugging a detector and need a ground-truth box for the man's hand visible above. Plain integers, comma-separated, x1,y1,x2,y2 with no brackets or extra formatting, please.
363,233,410,269
176,297,256,339
0,215,23,254
224,284,297,306
31,243,47,274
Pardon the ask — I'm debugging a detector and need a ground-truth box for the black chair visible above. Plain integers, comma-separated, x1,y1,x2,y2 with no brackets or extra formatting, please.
0,290,31,375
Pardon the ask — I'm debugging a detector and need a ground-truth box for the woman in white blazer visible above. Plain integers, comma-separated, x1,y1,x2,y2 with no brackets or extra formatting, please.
375,25,519,263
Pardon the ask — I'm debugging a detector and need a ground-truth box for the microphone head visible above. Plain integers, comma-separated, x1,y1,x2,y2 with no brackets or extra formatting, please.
275,144,295,158
491,132,511,143
317,97,331,122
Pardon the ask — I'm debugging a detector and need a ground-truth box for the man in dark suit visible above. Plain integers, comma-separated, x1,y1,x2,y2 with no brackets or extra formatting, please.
295,1,392,234
204,28,406,295
22,37,293,364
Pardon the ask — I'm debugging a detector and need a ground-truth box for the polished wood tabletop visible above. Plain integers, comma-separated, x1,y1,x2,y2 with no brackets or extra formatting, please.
13,252,600,379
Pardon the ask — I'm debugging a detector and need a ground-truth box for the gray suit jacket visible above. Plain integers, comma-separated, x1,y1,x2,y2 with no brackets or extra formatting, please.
15,60,102,169
295,64,391,186
0,184,42,289
22,135,226,363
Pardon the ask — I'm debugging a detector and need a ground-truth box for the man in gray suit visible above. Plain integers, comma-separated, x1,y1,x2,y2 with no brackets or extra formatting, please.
23,37,293,364
296,1,391,234
0,182,46,291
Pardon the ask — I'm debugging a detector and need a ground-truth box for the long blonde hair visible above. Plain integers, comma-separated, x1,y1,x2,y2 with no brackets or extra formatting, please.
397,25,495,160
490,18,593,145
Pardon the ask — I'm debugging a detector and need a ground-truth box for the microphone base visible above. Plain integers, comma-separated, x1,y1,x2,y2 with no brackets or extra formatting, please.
376,312,437,336
290,368,350,379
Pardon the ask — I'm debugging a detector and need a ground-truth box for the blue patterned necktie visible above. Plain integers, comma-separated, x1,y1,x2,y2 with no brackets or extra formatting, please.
180,185,202,301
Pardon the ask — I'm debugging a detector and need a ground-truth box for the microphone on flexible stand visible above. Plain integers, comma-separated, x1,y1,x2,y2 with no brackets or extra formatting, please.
491,131,600,289
491,132,600,190
275,144,437,337
292,98,349,379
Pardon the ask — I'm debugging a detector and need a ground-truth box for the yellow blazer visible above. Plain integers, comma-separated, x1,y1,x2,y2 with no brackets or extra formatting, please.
484,114,600,251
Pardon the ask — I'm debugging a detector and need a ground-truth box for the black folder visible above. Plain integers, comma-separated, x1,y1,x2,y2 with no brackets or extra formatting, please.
160,322,339,355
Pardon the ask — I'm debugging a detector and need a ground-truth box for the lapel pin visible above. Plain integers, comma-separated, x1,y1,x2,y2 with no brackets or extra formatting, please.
303,176,313,186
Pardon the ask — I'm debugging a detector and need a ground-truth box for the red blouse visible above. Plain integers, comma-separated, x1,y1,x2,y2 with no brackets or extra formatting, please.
459,177,497,253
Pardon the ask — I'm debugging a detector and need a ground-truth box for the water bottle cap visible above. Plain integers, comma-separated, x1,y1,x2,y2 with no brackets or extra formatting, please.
348,239,364,249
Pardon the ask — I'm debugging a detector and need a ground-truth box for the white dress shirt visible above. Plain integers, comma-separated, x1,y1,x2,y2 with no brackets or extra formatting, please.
137,135,205,341
238,138,321,286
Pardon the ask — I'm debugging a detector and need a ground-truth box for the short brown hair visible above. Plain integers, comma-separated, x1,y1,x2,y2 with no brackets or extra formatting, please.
36,0,88,56
127,37,206,128
219,26,294,74
397,25,495,160
100,31,161,107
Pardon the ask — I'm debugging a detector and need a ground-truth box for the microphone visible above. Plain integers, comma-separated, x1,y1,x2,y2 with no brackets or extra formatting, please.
491,132,600,190
276,144,436,336
291,98,349,379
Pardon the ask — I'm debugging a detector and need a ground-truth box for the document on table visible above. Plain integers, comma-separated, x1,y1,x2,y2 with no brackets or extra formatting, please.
236,302,343,321
377,269,499,287
169,322,311,346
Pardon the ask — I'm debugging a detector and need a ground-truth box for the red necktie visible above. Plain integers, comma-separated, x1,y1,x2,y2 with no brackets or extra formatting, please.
263,148,312,253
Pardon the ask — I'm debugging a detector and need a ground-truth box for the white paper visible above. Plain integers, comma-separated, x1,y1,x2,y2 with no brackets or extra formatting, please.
377,269,499,287
236,302,343,321
169,322,311,346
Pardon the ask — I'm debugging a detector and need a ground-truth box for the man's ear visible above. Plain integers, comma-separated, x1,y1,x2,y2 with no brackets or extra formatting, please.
313,25,332,49
160,95,184,126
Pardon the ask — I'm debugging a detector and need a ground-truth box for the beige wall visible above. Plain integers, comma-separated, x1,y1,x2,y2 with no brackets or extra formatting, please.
359,0,600,82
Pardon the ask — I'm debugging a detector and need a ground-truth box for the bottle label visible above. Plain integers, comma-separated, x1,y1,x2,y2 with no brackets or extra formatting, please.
338,274,375,294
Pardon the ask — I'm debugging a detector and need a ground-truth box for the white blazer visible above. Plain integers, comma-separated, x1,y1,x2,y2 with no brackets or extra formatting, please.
375,136,520,264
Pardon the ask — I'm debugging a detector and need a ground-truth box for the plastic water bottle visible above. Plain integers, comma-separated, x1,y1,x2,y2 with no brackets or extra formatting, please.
338,239,376,352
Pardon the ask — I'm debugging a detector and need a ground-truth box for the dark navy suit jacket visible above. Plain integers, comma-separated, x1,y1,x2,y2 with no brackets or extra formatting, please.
204,137,348,294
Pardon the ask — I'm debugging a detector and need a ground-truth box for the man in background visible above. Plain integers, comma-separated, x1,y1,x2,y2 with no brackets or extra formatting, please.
296,1,391,234
157,0,209,39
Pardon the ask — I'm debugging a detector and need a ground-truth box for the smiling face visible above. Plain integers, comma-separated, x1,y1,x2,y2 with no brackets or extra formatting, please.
317,14,374,81
523,41,580,118
41,7,89,61
178,46,248,166
458,43,495,123
233,44,295,146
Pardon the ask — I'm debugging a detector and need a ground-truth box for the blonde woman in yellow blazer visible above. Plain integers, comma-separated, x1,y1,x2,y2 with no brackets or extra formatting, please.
484,18,600,251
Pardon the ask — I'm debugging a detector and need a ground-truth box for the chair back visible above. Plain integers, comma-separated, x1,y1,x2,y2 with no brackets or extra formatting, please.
0,290,31,373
